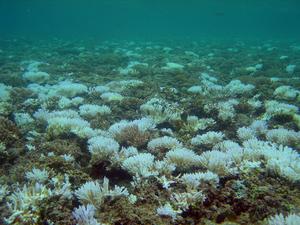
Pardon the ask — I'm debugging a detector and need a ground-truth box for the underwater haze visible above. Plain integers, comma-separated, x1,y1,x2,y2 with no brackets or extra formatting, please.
0,1,300,225
1,0,300,39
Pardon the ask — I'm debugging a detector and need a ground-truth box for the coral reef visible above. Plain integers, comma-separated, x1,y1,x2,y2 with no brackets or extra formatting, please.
0,38,299,225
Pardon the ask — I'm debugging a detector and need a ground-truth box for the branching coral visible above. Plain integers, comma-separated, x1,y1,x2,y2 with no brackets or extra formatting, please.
75,177,129,208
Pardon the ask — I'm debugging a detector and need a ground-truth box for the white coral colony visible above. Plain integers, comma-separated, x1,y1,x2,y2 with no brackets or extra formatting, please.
1,36,300,225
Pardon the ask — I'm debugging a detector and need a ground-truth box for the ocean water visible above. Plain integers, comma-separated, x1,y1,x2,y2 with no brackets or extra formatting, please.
1,0,300,39
0,1,300,225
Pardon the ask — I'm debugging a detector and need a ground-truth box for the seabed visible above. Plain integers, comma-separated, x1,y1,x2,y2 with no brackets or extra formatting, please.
0,38,299,225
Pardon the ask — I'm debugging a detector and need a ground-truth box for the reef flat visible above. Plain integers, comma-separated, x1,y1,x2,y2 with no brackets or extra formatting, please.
0,38,299,225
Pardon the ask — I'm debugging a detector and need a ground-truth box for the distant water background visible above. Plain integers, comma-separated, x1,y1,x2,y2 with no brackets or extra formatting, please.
1,0,300,40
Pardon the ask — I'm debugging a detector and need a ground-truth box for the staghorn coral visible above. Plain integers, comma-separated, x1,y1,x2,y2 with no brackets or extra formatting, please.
74,177,129,208
156,203,180,222
5,174,72,224
72,204,101,225
1,39,300,225
267,213,300,225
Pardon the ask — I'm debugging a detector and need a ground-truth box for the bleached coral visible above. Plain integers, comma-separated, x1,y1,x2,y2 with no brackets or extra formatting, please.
118,62,147,75
162,62,184,71
156,175,175,189
108,118,155,137
266,128,300,146
25,168,49,183
22,60,43,72
79,104,111,117
237,127,256,141
200,73,218,83
14,113,34,127
34,109,79,121
75,181,103,206
58,96,84,109
29,81,88,100
217,99,239,121
157,203,180,222
249,120,268,135
191,131,225,147
140,98,182,123
197,73,223,96
112,146,139,164
88,136,120,162
264,100,298,118
23,71,50,83
122,153,158,178
100,92,124,101
51,81,88,98
75,178,129,208
5,183,52,224
50,175,73,199
286,64,296,74
268,213,300,225
198,150,237,175
171,190,205,211
205,99,239,121
154,160,176,175
106,79,144,92
26,83,49,100
212,140,242,152
61,154,75,162
274,85,299,100
34,109,95,138
148,136,182,152
93,85,110,94
180,171,219,189
185,116,215,131
47,116,94,138
239,160,262,173
120,146,139,158
72,204,101,225
264,145,300,182
247,98,262,109
4,44,300,225
165,148,201,170
4,175,72,225
224,80,255,96
243,139,300,182
187,86,203,94
22,61,50,83
242,138,272,161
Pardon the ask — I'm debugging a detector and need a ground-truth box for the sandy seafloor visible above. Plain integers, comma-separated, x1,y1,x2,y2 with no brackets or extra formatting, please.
0,38,300,225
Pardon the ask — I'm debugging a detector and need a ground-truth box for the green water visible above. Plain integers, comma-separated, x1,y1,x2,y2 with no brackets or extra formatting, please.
0,1,300,225
1,0,300,40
